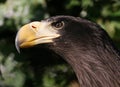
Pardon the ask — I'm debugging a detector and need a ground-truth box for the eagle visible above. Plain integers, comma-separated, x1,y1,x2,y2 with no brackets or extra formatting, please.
15,16,120,87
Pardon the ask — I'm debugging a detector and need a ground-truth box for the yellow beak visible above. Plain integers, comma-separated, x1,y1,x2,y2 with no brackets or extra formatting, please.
15,21,60,52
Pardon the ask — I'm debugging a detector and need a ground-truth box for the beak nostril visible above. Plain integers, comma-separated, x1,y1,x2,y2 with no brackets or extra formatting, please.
30,24,38,33
32,25,36,29
29,22,41,32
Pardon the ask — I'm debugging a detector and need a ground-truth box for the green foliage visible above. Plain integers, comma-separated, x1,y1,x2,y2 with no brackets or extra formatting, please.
0,53,25,87
0,0,120,87
42,65,72,87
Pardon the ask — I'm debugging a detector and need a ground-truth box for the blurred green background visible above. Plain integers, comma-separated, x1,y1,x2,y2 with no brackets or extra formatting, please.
0,0,120,87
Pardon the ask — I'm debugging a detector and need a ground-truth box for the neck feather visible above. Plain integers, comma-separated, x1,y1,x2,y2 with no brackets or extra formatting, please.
54,38,120,87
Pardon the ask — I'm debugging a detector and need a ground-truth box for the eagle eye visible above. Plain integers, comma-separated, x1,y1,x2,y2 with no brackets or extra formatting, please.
52,21,64,29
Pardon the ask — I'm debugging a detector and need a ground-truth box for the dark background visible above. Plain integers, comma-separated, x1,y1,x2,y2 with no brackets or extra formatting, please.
0,0,120,87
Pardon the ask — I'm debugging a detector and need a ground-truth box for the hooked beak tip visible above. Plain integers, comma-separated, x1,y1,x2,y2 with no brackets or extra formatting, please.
15,36,20,53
